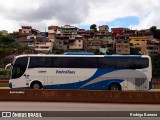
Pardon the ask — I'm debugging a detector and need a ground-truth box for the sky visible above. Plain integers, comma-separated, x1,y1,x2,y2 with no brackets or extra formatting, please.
0,0,160,33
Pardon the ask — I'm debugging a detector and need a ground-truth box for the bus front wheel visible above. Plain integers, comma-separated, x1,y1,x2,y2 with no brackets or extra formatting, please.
108,83,121,91
30,81,42,89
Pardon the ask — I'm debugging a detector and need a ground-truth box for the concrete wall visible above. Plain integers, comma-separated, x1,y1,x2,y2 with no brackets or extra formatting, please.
1,89,160,103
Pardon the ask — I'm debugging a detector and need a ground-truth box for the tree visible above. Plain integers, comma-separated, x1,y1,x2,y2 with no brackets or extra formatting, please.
149,26,157,34
149,26,160,39
151,54,160,80
90,24,97,31
0,35,14,44
154,30,160,39
106,48,114,55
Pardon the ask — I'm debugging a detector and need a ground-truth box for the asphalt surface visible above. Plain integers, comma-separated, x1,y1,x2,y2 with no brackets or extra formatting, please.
0,102,160,111
0,102,160,120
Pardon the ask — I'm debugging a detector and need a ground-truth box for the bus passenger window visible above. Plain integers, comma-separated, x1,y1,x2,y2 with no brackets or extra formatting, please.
29,57,46,68
46,57,62,68
116,58,130,69
98,58,116,69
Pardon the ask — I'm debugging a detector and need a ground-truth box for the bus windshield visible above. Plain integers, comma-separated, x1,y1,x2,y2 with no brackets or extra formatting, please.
12,57,28,79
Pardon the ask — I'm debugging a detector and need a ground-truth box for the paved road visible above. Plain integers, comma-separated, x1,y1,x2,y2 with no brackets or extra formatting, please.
0,102,160,111
0,102,160,120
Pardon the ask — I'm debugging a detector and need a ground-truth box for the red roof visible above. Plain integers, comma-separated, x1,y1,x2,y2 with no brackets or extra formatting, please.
22,26,32,29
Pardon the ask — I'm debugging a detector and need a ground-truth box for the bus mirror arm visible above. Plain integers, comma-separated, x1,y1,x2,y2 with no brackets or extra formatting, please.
5,63,12,71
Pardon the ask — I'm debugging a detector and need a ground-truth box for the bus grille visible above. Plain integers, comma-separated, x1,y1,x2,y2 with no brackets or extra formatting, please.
135,78,147,90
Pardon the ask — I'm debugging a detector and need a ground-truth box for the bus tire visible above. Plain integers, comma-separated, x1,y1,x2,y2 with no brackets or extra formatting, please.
30,81,42,89
108,83,121,91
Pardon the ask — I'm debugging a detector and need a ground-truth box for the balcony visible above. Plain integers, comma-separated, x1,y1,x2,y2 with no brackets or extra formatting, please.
34,42,53,53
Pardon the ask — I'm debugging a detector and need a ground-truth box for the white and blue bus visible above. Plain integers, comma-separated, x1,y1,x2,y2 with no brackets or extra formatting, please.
7,52,152,90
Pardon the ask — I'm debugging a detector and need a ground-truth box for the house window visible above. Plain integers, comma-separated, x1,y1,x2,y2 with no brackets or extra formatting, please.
124,41,128,43
117,41,121,43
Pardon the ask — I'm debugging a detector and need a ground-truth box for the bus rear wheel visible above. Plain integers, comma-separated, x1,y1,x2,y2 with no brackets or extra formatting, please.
108,83,121,91
31,81,42,89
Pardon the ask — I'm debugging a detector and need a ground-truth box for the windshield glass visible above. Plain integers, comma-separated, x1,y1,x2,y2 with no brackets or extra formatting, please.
12,56,28,79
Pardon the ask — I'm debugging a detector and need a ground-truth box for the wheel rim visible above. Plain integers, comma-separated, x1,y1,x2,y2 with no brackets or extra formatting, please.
33,83,40,89
111,85,119,90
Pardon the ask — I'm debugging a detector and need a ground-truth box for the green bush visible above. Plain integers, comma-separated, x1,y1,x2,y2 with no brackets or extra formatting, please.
0,68,4,75
0,68,10,78
5,70,10,78
0,83,9,87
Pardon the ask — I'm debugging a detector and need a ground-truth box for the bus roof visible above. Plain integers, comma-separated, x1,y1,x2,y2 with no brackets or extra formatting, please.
14,54,150,59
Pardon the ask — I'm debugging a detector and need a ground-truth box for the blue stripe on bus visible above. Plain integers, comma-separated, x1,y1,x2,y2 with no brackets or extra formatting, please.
43,79,124,90
83,69,118,84
80,79,123,90
104,55,142,58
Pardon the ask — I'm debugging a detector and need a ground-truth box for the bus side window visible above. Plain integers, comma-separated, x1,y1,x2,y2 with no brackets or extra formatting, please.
129,58,149,69
98,58,116,69
133,58,149,69
46,57,62,68
29,57,46,68
63,57,97,68
116,58,130,69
